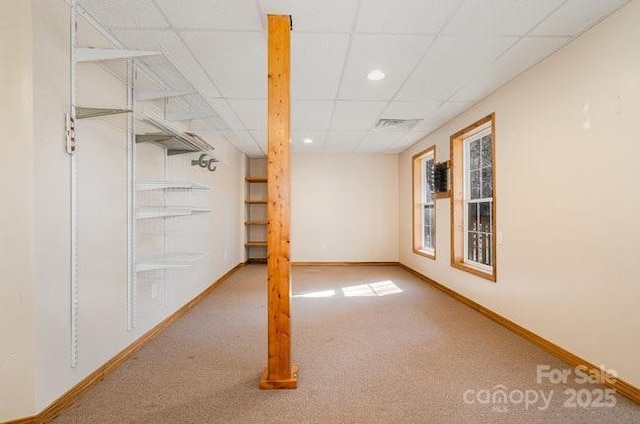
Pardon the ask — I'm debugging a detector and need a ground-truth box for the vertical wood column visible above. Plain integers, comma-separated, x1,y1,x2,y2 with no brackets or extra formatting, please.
259,14,297,390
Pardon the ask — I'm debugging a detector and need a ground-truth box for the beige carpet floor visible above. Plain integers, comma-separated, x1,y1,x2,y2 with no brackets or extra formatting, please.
53,265,639,423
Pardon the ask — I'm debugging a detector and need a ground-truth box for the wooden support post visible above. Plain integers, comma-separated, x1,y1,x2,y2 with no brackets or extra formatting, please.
259,14,298,390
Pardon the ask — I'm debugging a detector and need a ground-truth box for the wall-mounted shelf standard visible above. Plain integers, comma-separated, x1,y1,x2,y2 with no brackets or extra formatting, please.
136,252,209,272
76,107,132,119
137,114,221,157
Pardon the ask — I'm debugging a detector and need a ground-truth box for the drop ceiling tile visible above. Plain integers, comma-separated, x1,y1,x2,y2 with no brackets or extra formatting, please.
330,101,388,131
180,31,266,98
249,130,326,152
188,117,228,132
292,130,327,152
339,35,434,101
292,33,350,100
79,0,170,29
389,130,431,152
382,100,441,120
324,131,366,152
356,131,405,152
415,101,474,132
155,0,262,30
396,35,517,102
444,0,565,36
113,30,221,97
249,130,267,149
452,36,570,102
356,0,462,34
207,98,246,130
292,101,335,130
227,99,266,130
259,0,360,33
532,0,630,36
232,130,265,155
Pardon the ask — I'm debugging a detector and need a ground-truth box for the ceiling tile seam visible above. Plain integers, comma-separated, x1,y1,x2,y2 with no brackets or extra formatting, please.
162,25,260,145
333,98,404,103
490,0,572,65
546,0,632,41
324,132,366,155
338,31,441,37
110,26,171,31
443,0,577,106
76,5,173,92
526,0,572,37
247,131,266,157
327,0,365,133
382,0,464,108
437,0,474,35
163,28,265,34
349,33,440,152
149,0,257,151
519,34,574,39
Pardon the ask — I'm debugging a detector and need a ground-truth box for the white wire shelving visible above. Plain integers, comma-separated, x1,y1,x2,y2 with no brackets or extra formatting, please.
136,252,210,272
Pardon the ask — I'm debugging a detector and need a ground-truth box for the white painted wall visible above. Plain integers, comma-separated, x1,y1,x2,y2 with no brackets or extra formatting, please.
399,1,640,388
0,1,245,420
292,154,398,262
0,1,37,421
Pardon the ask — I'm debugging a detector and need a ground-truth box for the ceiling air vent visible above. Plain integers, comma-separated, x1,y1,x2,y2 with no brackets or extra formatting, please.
373,118,422,131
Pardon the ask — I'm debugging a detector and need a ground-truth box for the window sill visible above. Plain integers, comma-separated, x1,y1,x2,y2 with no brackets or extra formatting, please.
413,248,435,260
451,261,496,282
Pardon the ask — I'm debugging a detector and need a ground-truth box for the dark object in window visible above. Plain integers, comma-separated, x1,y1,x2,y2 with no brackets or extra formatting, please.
434,162,448,193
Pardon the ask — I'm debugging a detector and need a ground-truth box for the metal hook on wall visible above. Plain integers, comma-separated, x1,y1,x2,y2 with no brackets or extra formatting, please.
191,153,218,172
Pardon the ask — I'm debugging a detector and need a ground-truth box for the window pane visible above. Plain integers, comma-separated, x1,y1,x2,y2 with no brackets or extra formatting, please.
424,158,434,203
423,205,432,227
479,202,491,233
467,232,478,262
481,134,492,167
477,233,492,266
467,203,478,232
424,225,432,249
470,170,481,199
481,167,492,198
470,140,481,170
423,205,434,249
478,233,487,265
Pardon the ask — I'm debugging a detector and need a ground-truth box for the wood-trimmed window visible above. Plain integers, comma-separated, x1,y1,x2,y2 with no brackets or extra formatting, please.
450,114,496,281
413,146,436,259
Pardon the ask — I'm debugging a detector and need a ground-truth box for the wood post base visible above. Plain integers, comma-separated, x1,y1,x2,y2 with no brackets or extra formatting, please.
259,363,298,390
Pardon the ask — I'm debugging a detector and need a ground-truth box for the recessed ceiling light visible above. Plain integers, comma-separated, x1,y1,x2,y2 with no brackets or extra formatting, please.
303,137,314,144
367,69,385,81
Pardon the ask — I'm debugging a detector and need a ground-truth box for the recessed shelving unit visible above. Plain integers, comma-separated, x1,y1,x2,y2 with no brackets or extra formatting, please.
245,158,268,263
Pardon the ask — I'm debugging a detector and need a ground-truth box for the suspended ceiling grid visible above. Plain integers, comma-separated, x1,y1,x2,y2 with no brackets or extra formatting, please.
78,0,630,157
